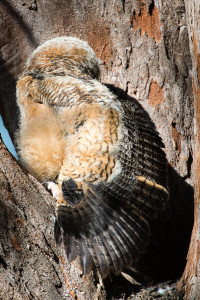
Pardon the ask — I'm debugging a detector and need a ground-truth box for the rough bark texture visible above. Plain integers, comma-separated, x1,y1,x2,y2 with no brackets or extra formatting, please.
177,0,200,298
0,0,197,299
0,138,105,299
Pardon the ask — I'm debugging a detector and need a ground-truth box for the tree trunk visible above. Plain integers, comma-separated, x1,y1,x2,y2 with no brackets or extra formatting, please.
0,138,104,299
177,0,200,298
0,0,197,299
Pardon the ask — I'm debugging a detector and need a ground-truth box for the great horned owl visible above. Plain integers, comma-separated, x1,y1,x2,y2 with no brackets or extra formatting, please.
16,36,169,278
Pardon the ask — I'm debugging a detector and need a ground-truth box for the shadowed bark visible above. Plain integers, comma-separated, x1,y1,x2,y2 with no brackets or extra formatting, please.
177,1,200,298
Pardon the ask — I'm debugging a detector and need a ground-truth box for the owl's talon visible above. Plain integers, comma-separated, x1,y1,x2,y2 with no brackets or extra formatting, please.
42,181,61,200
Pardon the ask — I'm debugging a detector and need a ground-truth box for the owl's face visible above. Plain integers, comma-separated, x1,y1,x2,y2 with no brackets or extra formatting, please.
26,36,100,79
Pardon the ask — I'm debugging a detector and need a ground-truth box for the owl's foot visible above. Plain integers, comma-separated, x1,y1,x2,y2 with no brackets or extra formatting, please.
42,181,61,200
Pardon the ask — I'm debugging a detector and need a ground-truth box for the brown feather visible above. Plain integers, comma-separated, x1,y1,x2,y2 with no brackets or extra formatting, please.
16,36,169,279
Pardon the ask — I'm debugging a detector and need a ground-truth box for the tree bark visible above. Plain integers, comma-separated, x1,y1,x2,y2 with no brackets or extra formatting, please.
0,0,197,299
177,1,200,298
0,138,105,299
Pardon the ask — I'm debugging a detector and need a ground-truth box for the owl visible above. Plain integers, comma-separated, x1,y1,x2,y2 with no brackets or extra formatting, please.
16,36,169,279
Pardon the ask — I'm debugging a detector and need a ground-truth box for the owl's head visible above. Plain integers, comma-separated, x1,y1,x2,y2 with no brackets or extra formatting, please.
26,36,100,79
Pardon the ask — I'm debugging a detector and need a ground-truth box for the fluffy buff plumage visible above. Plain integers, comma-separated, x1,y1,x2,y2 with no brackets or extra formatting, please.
16,36,169,279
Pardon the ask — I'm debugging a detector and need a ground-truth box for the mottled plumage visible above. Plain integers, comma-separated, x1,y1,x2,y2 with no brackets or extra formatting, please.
16,37,169,279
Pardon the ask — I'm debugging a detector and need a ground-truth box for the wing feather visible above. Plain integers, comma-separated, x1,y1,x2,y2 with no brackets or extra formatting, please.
52,84,168,277
78,239,94,274
77,198,111,276
56,181,151,277
57,207,77,262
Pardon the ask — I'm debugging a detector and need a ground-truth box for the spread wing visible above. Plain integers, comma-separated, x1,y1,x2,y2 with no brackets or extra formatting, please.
55,179,150,278
53,92,169,278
